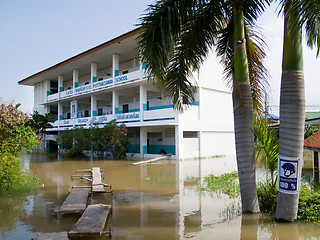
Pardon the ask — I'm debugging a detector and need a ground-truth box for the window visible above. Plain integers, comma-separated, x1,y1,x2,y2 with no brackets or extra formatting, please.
165,128,175,137
183,131,198,138
66,112,70,119
98,108,103,116
123,104,129,113
84,110,89,117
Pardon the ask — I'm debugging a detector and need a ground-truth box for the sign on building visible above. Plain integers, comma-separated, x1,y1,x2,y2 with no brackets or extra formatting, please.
70,100,77,119
277,156,301,194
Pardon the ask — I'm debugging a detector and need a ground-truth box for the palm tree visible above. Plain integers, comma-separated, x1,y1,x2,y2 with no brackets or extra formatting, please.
275,0,320,222
138,0,269,213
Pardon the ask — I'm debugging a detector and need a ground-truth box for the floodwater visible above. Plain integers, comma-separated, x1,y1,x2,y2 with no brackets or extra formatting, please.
1,152,320,240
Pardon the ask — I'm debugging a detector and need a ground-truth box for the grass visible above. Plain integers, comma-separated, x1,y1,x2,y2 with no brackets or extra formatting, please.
200,171,240,197
146,172,176,186
0,174,42,197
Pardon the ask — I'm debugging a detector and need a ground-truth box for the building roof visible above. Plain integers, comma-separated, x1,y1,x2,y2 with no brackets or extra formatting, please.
304,130,320,150
18,28,143,86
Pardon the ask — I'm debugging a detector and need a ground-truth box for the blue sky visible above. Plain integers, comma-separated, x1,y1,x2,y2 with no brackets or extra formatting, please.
0,1,319,114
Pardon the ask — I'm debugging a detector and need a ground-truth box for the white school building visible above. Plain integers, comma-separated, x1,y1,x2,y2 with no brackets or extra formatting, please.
18,28,235,160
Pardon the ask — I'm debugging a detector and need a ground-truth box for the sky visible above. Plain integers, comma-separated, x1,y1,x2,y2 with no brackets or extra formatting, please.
0,0,319,115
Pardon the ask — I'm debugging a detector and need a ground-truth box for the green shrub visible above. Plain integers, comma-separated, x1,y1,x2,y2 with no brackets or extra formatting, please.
66,146,86,158
58,120,130,159
201,171,240,197
298,186,320,221
257,181,278,213
257,180,320,221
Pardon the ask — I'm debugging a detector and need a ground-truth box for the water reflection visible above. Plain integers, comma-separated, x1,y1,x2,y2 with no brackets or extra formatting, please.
0,153,320,239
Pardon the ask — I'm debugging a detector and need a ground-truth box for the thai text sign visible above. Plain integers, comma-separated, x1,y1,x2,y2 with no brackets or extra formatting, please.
277,156,301,194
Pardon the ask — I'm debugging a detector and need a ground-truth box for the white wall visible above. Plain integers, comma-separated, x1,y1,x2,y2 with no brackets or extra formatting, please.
200,88,233,131
197,49,230,93
33,82,46,114
201,131,235,156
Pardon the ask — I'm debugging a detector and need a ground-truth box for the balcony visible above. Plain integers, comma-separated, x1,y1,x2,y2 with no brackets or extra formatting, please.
49,106,178,130
46,68,146,102
144,108,177,122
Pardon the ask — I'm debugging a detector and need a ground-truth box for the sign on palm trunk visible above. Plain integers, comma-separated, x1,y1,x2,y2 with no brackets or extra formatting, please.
277,156,301,194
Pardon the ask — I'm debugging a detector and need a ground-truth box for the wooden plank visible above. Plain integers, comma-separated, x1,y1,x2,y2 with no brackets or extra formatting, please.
92,167,105,193
132,154,172,165
68,204,112,238
54,188,90,214
81,176,111,188
32,232,68,240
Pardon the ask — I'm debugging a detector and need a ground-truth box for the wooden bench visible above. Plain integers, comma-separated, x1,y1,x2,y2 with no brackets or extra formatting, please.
54,188,90,215
68,204,112,239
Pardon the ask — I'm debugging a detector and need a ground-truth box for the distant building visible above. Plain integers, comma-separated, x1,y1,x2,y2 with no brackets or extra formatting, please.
18,28,235,160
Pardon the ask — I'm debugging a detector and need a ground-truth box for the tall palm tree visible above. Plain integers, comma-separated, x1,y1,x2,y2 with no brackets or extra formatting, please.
138,0,269,213
275,0,320,222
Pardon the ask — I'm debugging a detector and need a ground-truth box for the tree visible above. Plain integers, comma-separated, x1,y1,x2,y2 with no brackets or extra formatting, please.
0,101,39,189
57,120,129,159
138,0,269,213
275,0,320,222
254,115,279,186
27,111,55,139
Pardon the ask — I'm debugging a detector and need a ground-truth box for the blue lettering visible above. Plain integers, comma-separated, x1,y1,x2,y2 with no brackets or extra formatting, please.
116,113,139,120
75,85,91,94
66,89,73,95
93,79,113,89
115,75,128,84
78,119,88,123
64,120,69,124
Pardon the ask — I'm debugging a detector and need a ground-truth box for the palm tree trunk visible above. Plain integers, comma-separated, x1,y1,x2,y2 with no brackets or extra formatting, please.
275,0,305,222
233,81,260,213
275,70,305,221
233,9,260,213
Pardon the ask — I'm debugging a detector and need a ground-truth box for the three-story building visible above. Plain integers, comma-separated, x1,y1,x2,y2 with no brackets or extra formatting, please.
19,28,235,160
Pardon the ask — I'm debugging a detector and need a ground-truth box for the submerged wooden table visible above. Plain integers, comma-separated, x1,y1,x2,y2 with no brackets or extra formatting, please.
68,204,112,239
54,188,90,214
32,232,68,240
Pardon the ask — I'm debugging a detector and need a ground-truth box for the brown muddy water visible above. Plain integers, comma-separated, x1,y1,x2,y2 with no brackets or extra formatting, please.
0,152,320,240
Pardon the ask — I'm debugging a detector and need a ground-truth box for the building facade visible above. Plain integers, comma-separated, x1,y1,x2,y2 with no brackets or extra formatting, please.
19,28,235,160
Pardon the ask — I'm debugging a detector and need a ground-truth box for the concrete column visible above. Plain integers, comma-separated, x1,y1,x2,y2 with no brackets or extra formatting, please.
91,62,97,84
45,79,50,102
91,95,97,117
112,53,120,79
44,105,50,114
58,75,63,99
73,69,79,89
140,127,147,160
58,75,64,92
58,102,63,128
140,59,146,80
175,125,181,160
139,84,147,122
112,90,119,119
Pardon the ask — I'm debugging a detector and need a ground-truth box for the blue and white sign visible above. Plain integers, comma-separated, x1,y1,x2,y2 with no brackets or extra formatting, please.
277,156,301,194
116,112,139,121
70,100,77,119
75,84,91,94
115,75,128,85
93,79,113,90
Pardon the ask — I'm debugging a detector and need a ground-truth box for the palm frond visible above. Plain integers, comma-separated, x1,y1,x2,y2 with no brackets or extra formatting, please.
215,20,269,115
138,0,226,111
291,0,320,56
